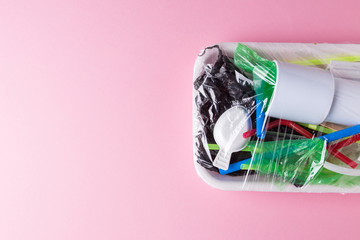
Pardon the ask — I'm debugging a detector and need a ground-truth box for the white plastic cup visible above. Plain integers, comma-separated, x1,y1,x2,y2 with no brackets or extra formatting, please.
267,61,335,125
326,77,360,125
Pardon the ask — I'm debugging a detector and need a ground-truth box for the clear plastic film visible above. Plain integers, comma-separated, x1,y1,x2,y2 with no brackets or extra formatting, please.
193,42,360,193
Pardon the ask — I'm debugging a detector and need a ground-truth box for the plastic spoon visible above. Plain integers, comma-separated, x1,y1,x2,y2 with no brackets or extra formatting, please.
212,106,252,171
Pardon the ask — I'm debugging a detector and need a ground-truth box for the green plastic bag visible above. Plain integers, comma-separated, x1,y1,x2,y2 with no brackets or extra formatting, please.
234,43,277,111
247,138,327,186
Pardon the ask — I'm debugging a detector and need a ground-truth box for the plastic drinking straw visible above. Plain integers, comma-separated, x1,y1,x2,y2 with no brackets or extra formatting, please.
289,55,360,66
327,134,360,168
208,131,305,150
208,143,220,150
256,99,265,139
208,144,251,151
208,143,251,152
328,133,360,151
298,123,360,144
318,125,360,168
297,123,334,134
319,125,360,142
219,158,251,175
243,119,314,139
326,146,358,168
239,164,257,171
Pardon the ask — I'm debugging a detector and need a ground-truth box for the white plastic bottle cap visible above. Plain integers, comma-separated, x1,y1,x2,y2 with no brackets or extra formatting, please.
267,61,335,125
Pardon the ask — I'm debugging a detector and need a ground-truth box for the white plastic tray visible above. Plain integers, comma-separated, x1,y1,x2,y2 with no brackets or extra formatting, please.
193,42,360,193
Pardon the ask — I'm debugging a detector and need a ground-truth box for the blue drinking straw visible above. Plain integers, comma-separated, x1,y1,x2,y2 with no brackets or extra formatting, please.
219,158,251,175
256,99,265,139
319,124,360,142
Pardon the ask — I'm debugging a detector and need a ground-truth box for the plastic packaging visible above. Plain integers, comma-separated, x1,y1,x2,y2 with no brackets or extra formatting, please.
193,42,360,193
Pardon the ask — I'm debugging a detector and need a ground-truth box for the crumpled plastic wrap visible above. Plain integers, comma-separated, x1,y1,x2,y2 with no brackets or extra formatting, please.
193,43,360,193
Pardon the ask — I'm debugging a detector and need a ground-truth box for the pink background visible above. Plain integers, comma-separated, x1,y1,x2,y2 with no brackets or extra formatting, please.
1,0,360,239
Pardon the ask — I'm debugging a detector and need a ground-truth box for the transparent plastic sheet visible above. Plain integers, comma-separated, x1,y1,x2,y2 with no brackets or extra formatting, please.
193,42,360,193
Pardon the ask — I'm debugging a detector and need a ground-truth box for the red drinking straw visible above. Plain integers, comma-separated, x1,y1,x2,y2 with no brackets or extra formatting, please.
243,119,358,168
243,119,314,139
328,133,360,151
327,146,358,169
